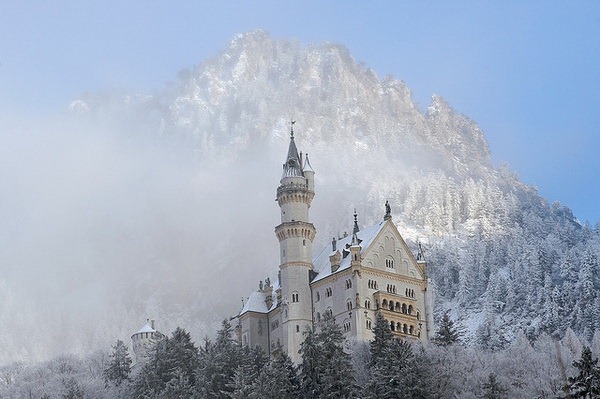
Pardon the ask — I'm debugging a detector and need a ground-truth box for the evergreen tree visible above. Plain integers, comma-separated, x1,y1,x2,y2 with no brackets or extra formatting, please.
480,373,508,399
365,312,425,398
299,315,355,398
432,311,463,346
196,319,241,399
369,312,393,364
563,346,600,398
103,339,132,386
251,349,300,399
299,325,322,398
317,316,355,398
133,327,199,398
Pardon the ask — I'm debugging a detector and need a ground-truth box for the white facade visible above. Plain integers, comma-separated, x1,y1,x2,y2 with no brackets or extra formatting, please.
238,127,431,362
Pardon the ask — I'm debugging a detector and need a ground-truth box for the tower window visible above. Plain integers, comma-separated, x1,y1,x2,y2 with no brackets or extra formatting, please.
303,239,306,246
316,291,320,302
326,287,332,297
296,325,300,332
291,292,299,303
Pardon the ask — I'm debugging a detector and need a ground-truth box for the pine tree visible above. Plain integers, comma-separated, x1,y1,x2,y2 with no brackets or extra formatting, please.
103,339,132,386
563,346,600,398
369,312,393,364
432,311,463,346
365,312,425,398
317,316,355,398
196,319,241,398
133,327,199,398
251,349,300,399
299,326,322,398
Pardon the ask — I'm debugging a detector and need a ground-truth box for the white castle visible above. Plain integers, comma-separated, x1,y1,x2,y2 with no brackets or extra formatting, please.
238,124,433,363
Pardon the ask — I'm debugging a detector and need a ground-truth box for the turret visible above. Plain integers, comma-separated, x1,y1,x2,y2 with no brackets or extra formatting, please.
274,121,316,363
131,319,165,362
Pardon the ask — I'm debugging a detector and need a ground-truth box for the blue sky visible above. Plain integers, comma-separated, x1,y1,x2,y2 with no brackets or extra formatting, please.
1,1,599,223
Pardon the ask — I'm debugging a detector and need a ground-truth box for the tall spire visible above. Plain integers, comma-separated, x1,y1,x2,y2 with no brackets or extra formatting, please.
352,209,360,234
282,120,303,178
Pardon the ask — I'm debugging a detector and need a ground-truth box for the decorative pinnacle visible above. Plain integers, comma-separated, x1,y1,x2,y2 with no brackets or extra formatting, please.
290,119,296,139
353,209,360,234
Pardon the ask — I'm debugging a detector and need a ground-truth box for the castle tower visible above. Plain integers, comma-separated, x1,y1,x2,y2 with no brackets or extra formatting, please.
274,122,316,363
131,319,165,362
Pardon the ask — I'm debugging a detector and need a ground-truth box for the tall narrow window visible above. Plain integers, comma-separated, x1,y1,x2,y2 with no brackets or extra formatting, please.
292,292,299,303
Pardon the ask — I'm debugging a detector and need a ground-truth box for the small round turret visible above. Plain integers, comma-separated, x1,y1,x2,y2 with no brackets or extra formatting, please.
131,319,165,361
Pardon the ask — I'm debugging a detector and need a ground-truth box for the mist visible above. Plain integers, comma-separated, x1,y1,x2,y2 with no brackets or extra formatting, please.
0,111,296,363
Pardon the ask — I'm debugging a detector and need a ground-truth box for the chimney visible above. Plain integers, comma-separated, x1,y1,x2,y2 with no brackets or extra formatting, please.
332,237,337,252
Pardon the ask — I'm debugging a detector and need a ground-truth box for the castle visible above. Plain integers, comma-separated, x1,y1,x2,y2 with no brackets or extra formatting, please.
237,124,432,363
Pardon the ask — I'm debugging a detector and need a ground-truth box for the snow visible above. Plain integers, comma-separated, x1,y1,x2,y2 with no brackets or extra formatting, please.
311,220,386,282
240,291,269,315
135,322,156,334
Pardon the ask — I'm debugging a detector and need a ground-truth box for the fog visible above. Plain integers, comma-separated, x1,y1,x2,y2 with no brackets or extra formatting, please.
0,112,297,363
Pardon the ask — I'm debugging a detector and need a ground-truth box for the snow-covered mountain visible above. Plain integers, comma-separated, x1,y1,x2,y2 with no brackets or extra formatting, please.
2,30,598,363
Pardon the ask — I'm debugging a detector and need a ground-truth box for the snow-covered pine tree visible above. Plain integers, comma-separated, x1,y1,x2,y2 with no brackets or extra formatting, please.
196,319,241,398
432,311,463,347
103,339,132,386
562,346,600,398
316,315,355,398
250,348,300,399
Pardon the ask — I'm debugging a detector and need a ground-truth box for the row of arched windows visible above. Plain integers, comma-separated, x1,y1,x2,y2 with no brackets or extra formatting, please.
368,279,378,289
381,299,415,316
390,321,415,335
387,284,397,294
385,258,395,268
275,225,314,241
345,279,352,289
405,288,415,298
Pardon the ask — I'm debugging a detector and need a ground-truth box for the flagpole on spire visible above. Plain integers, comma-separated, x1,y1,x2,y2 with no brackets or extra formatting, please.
290,119,296,139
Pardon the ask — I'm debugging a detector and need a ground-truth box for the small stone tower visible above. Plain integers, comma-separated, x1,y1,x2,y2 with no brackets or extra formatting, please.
131,319,165,362
274,122,316,363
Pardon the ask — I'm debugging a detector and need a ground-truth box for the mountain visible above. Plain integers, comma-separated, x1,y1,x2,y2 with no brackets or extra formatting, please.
2,30,598,363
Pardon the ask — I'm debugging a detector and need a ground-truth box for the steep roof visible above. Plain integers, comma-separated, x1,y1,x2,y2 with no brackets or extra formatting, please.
311,220,386,283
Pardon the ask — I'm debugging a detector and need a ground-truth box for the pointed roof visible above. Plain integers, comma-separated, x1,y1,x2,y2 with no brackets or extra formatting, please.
302,153,314,173
282,121,304,178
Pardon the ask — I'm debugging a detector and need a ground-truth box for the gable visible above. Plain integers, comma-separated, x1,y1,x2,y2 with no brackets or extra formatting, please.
360,220,425,281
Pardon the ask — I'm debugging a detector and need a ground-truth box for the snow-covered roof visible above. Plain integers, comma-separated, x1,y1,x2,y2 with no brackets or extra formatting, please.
311,220,386,283
133,321,156,336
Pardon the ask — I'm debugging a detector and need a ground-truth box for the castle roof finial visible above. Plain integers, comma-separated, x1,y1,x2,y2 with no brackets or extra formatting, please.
290,119,295,139
353,209,360,235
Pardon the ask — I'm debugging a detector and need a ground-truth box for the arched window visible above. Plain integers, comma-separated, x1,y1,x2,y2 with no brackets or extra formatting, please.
409,325,414,335
326,287,332,297
402,303,407,314
382,299,388,308
390,321,395,331
316,291,320,302
366,319,372,330
346,279,352,289
347,300,353,311
291,292,299,303
389,302,394,311
395,302,400,312
326,307,333,317
365,299,371,309
408,305,413,315
403,324,408,334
